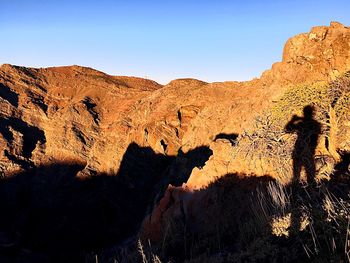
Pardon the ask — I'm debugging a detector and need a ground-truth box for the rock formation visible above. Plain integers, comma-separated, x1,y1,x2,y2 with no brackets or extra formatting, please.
262,21,350,85
1,22,350,183
0,65,162,176
1,21,350,260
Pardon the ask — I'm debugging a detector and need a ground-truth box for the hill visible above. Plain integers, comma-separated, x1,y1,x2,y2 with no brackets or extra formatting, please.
0,22,350,262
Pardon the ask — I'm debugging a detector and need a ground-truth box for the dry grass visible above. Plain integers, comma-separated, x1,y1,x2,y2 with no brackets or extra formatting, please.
97,174,350,263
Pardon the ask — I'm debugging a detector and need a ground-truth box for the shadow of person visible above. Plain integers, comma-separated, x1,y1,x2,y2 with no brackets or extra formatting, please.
0,142,212,263
285,105,321,185
285,105,321,238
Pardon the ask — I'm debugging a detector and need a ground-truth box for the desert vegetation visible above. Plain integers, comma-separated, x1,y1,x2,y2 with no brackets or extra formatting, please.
233,72,350,183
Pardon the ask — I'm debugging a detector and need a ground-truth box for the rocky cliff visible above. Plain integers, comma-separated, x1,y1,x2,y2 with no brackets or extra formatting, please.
1,22,350,261
0,65,162,176
3,22,349,183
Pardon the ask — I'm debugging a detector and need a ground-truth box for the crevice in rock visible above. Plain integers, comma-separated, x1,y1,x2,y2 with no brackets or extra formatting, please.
160,139,168,154
144,128,148,143
26,90,48,114
0,83,19,107
0,116,46,158
177,110,182,127
71,125,88,145
82,97,100,124
175,128,179,138
4,150,33,169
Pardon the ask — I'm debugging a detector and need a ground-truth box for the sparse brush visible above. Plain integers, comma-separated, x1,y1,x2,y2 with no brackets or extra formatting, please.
234,73,350,182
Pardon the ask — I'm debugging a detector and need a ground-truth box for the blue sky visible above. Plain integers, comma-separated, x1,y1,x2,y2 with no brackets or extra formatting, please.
1,1,350,84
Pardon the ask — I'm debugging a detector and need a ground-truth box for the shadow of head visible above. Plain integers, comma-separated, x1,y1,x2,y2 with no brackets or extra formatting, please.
0,142,212,262
169,145,213,186
117,142,212,188
303,105,315,119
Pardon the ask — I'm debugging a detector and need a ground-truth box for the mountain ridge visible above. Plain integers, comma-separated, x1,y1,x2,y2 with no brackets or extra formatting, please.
1,21,350,263
1,21,350,181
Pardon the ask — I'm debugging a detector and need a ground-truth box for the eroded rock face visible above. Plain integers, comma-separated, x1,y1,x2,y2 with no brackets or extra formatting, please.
0,65,162,176
261,21,350,85
1,23,349,180
0,22,350,182
1,21,350,187
1,21,350,252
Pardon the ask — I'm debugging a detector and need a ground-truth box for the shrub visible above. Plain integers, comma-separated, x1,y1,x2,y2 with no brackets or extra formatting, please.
233,73,350,182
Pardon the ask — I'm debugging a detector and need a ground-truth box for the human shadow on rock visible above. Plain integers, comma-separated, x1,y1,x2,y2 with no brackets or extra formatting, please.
0,142,212,263
285,105,321,185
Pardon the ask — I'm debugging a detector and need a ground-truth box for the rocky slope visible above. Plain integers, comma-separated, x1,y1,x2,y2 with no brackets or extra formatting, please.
1,21,350,261
1,22,349,183
0,65,162,176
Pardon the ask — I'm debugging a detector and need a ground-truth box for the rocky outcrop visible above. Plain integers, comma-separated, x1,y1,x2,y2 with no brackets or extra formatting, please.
0,65,162,176
261,21,350,85
1,23,349,181
1,21,350,257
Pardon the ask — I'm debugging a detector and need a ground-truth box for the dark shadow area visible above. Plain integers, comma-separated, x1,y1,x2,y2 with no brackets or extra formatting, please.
214,133,238,146
0,116,45,159
285,105,321,185
138,173,279,263
0,142,212,263
4,150,33,170
25,90,48,114
82,97,99,124
0,83,19,107
160,139,168,154
140,170,350,263
333,151,350,178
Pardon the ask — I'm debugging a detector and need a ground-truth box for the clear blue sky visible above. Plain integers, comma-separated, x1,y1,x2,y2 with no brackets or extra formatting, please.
1,1,350,84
